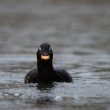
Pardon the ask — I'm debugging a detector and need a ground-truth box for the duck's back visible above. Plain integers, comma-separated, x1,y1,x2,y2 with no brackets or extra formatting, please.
25,68,72,83
24,69,38,83
53,68,72,82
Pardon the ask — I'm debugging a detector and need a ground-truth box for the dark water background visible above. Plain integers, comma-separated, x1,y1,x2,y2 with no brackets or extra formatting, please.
0,0,110,110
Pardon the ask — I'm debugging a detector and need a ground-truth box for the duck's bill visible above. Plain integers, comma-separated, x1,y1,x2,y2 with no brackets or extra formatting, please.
41,55,50,60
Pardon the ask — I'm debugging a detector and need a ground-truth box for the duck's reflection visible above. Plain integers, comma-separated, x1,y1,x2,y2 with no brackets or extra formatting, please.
36,83,56,105
37,82,56,92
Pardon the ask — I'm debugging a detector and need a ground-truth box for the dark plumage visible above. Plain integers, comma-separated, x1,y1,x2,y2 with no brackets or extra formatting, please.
24,43,72,83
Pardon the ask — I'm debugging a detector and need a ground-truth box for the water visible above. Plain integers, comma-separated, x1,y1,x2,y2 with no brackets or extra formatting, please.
0,0,110,110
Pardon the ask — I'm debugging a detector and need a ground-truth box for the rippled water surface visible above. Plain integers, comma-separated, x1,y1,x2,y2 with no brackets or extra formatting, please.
0,0,110,110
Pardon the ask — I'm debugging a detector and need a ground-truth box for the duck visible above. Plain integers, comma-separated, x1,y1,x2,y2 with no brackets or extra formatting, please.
24,43,72,83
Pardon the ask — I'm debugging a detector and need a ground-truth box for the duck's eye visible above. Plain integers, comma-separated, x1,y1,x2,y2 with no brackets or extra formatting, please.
38,48,41,51
49,48,52,52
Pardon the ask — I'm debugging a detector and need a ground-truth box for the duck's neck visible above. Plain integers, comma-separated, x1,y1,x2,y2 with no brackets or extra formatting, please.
37,60,54,82
37,60,54,72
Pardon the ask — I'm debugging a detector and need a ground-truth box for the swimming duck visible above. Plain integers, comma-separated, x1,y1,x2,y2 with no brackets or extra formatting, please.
24,43,72,83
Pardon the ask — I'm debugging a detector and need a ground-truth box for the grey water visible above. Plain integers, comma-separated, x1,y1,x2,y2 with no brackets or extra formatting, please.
0,0,110,110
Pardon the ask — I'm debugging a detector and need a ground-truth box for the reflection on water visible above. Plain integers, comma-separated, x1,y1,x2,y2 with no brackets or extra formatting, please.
37,83,55,91
0,0,110,110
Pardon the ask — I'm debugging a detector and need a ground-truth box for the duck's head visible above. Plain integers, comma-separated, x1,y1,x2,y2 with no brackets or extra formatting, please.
37,43,53,62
